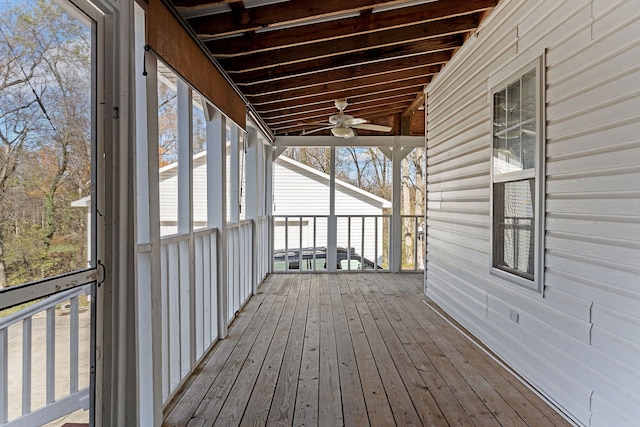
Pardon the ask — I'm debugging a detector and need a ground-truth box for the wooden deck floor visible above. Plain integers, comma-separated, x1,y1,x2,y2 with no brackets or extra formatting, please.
163,273,569,427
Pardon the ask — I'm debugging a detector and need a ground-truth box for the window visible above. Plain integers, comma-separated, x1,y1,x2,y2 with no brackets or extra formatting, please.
490,58,544,292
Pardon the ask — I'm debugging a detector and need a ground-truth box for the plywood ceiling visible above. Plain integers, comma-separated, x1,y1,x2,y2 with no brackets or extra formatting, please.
167,0,498,136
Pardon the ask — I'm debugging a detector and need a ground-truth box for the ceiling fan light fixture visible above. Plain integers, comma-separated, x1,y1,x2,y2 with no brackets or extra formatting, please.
331,126,355,139
335,99,348,112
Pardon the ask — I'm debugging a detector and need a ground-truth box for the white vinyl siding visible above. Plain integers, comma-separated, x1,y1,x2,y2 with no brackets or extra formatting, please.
425,1,640,426
273,158,389,262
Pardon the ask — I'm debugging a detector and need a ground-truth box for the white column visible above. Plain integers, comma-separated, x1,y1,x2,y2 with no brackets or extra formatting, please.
134,6,162,425
391,147,402,273
245,128,258,294
245,128,258,221
206,107,228,339
389,143,413,273
176,80,196,368
230,125,240,224
327,146,337,272
267,147,274,272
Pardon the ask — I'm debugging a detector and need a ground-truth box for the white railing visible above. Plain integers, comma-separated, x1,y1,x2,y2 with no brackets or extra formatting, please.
227,220,253,323
401,214,425,271
159,227,218,404
0,282,93,426
273,215,391,272
255,216,270,285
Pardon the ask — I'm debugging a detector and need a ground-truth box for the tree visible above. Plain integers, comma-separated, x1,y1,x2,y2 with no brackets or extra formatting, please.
0,0,91,287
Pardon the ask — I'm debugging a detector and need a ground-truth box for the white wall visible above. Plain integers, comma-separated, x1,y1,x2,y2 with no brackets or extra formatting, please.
425,1,640,426
272,158,388,262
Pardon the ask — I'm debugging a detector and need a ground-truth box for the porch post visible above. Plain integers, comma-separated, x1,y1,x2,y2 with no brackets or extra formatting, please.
176,80,196,369
132,9,162,425
267,147,274,273
230,125,240,223
245,128,259,294
206,108,228,339
391,146,402,272
390,141,413,273
327,146,337,272
245,128,258,221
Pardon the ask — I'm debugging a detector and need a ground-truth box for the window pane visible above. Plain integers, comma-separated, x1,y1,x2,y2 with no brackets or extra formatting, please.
0,0,94,285
493,179,535,280
493,69,536,174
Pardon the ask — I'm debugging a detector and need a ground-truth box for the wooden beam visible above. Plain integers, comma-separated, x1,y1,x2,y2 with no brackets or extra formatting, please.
272,105,407,130
247,65,439,104
218,16,477,72
199,0,497,53
255,87,421,115
148,0,246,128
183,0,413,37
264,97,416,126
241,54,447,94
228,38,461,82
402,92,426,117
251,77,430,109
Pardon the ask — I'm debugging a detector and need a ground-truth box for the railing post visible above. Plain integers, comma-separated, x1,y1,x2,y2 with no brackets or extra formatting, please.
327,146,337,272
22,318,32,415
0,328,7,424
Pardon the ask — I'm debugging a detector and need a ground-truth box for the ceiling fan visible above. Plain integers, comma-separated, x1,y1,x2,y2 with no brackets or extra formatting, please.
300,99,392,138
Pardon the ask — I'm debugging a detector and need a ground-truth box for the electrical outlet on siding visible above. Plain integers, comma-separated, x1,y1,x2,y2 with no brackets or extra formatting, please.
509,310,519,323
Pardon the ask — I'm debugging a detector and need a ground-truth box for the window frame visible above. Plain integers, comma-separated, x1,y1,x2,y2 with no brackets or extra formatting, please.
489,55,545,294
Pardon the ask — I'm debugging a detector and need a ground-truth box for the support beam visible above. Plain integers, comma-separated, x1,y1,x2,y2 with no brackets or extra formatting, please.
134,10,162,425
230,125,240,223
206,107,228,339
388,143,414,272
176,80,196,371
245,128,258,221
327,146,337,272
265,146,274,273
219,19,476,73
274,135,424,148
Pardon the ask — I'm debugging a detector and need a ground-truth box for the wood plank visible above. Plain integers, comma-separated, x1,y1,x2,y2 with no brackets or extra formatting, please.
318,275,343,425
339,278,396,426
242,50,447,93
163,274,280,426
393,275,566,426
247,65,440,104
422,299,570,427
344,274,423,426
292,274,321,426
263,276,312,426
201,0,497,54
239,276,308,426
166,273,571,427
231,44,462,85
250,78,430,110
212,276,301,426
372,274,502,426
353,274,448,426
218,17,477,72
184,275,290,426
328,274,369,426
183,0,418,37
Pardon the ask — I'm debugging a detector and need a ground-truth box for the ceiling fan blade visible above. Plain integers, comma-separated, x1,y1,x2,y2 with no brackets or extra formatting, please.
351,123,392,132
301,125,333,135
344,117,367,126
